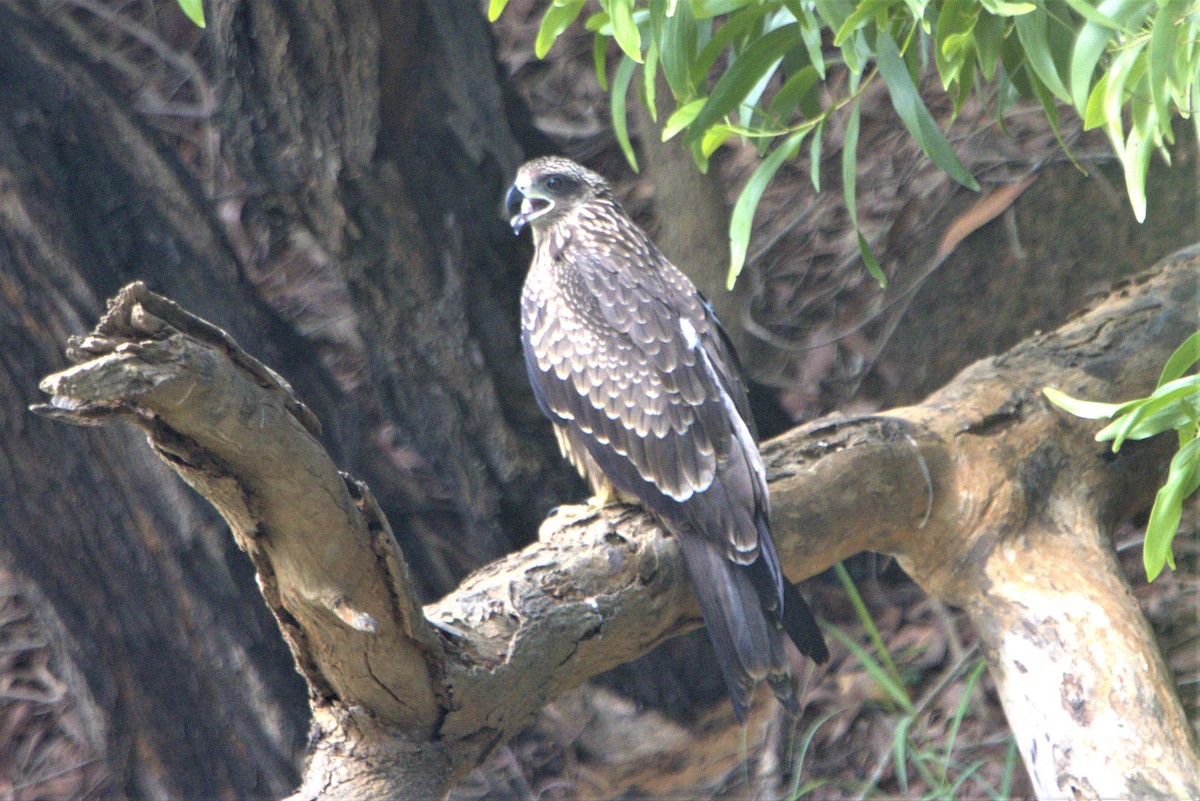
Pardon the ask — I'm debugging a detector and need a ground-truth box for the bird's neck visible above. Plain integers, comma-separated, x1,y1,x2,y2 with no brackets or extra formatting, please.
531,197,645,265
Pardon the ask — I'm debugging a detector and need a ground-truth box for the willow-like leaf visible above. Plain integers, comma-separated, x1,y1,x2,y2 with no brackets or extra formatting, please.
728,130,807,288
611,55,640,171
176,0,205,27
875,31,980,190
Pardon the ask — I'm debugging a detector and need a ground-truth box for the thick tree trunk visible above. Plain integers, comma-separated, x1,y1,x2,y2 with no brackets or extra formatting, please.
0,0,565,796
4,0,1198,798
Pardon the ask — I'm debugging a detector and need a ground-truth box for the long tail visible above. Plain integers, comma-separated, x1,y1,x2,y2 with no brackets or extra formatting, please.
681,537,830,719
677,537,826,723
781,578,829,663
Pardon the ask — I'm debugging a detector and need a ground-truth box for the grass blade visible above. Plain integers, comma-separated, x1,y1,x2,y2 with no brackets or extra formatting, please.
834,562,907,696
827,625,914,711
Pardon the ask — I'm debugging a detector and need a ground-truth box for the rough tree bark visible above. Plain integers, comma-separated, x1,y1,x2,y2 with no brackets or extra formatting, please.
4,0,1198,798
0,0,563,796
35,249,1200,798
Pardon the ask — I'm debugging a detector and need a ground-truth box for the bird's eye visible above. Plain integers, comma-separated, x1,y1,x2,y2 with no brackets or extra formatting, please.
545,175,564,192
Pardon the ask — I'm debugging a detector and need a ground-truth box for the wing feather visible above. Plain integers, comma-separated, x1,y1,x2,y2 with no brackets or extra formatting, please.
523,247,730,503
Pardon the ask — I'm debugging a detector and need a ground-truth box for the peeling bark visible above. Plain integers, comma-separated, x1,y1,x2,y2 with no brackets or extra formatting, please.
36,250,1200,798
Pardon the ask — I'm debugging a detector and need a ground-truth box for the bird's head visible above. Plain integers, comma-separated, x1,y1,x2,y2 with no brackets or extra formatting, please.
505,157,610,236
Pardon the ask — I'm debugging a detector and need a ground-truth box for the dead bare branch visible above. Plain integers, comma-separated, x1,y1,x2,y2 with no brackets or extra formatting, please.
34,248,1200,799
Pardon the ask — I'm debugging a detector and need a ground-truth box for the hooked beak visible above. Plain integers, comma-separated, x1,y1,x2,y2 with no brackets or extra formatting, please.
505,184,553,235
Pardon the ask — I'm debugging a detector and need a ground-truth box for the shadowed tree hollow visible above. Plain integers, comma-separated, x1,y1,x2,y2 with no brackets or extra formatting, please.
2,0,1198,799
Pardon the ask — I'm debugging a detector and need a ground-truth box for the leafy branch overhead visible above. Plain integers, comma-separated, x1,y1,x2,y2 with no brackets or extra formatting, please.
490,0,1200,288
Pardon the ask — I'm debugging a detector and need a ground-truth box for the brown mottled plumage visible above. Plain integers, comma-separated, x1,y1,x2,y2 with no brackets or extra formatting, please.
506,156,828,722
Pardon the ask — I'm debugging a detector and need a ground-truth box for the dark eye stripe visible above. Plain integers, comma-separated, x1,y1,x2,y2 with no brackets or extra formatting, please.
544,173,577,193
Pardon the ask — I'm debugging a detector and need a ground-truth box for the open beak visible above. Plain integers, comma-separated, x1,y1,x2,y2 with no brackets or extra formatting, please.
505,185,553,235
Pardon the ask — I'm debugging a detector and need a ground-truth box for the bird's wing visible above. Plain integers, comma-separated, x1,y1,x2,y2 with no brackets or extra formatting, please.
523,254,725,501
696,295,758,440
522,246,767,563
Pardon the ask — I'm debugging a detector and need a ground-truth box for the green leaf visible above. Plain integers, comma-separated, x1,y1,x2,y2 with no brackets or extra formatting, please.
792,1,828,79
812,0,856,32
727,131,807,289
176,0,205,28
902,0,932,27
1148,2,1183,135
942,659,988,779
1082,72,1110,130
1121,117,1154,222
691,3,774,85
859,231,886,287
1144,435,1200,580
809,118,825,191
993,67,1020,123
593,32,610,91
609,0,644,62
843,96,862,227
1014,8,1071,103
585,9,610,32
892,717,912,793
654,0,698,99
1103,42,1146,148
973,8,1004,79
690,138,711,173
768,65,821,123
701,124,734,157
1070,0,1152,114
979,0,1035,15
1106,403,1197,444
643,38,659,121
1159,331,1200,387
662,97,707,140
1097,377,1200,449
740,15,799,130
1061,0,1135,31
693,0,757,19
949,38,976,116
834,562,906,693
834,0,894,47
611,55,640,171
1043,386,1125,419
1028,70,1084,172
487,0,509,23
536,0,587,58
686,23,801,145
875,31,980,190
784,708,844,801
935,0,979,89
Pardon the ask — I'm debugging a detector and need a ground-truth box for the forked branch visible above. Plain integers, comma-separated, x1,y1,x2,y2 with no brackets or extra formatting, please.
36,249,1200,799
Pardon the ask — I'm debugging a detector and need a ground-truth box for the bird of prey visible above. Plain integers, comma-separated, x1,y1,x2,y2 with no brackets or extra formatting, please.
506,156,828,722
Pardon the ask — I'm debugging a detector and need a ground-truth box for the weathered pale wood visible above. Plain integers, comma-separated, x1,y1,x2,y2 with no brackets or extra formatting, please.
37,249,1200,799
